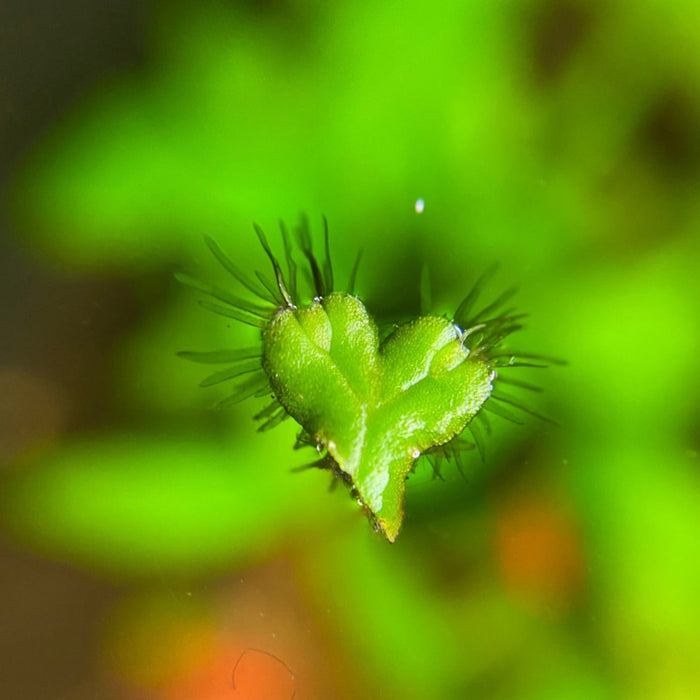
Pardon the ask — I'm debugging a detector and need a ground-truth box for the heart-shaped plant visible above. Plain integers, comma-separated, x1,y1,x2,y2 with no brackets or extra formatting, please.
178,218,556,541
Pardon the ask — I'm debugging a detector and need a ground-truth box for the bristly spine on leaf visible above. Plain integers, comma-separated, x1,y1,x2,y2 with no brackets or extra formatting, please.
176,217,339,424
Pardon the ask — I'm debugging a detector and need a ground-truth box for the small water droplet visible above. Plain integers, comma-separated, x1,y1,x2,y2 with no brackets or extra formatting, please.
415,198,425,214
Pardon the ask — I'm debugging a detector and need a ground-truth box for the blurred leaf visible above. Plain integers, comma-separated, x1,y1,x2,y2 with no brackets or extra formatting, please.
1,430,355,577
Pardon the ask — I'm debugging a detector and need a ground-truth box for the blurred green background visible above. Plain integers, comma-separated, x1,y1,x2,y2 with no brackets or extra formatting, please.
1,1,699,698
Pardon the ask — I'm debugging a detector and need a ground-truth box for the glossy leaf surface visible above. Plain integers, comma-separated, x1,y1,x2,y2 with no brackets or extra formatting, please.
263,293,492,540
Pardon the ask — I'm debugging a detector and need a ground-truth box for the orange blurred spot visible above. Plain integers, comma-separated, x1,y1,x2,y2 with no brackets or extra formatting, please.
231,649,296,700
496,495,585,613
162,642,296,700
104,562,335,699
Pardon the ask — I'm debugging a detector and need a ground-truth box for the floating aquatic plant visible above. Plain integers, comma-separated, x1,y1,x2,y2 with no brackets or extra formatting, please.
178,218,558,541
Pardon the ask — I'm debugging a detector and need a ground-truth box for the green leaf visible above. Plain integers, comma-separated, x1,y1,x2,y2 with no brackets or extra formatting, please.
0,434,349,577
262,292,493,541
